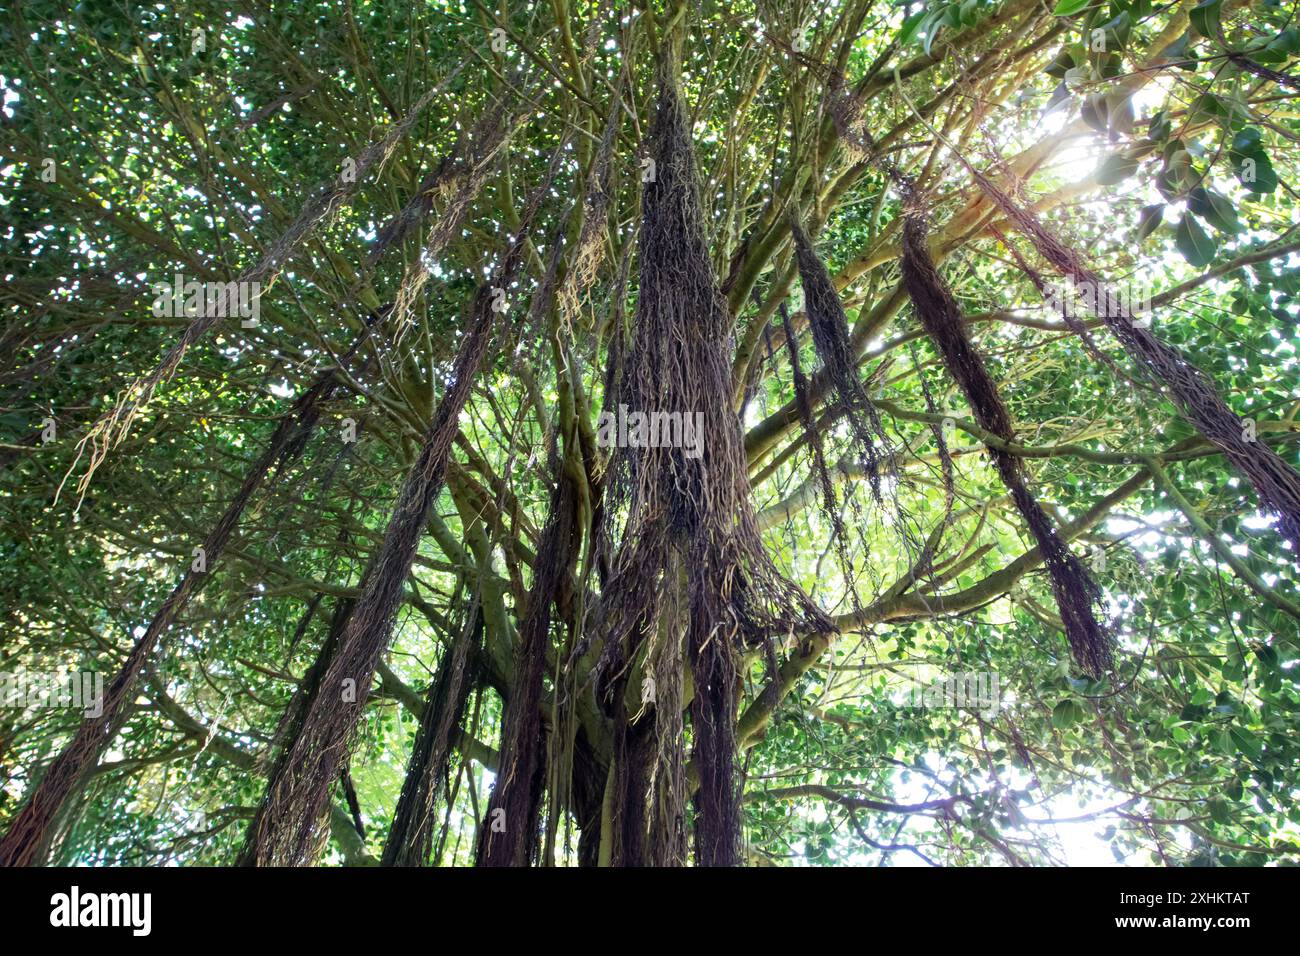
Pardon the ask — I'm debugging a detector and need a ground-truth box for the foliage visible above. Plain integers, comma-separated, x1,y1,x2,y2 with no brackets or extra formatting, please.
1,0,1298,866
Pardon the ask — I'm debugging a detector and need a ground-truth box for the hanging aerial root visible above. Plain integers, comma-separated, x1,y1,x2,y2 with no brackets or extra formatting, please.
529,77,628,855
240,141,569,867
777,301,867,611
480,211,584,868
62,66,463,503
868,51,1300,549
257,596,356,785
645,550,688,867
601,549,688,868
556,65,626,331
910,341,956,523
594,49,833,866
812,63,1114,674
780,301,851,541
1227,53,1300,91
382,602,482,867
966,164,1300,553
686,551,746,867
900,213,1113,677
366,92,517,267
243,289,493,865
477,456,580,865
0,324,375,867
384,87,527,342
789,214,894,497
986,224,1123,379
608,691,656,867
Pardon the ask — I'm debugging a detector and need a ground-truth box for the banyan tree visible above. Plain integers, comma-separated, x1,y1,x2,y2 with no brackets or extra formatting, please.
2,0,1299,867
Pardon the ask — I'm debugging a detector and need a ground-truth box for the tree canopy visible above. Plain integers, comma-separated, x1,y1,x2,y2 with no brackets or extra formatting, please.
2,0,1299,867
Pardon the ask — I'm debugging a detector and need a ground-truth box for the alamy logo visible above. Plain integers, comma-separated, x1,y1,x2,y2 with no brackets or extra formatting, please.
151,273,261,327
50,886,152,936
906,671,1001,718
1,670,103,718
1041,277,1151,323
595,405,705,459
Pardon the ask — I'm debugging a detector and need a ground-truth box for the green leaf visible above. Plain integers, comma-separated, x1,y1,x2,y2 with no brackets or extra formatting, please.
1081,92,1109,133
1098,11,1132,49
1259,27,1300,63
1188,187,1239,233
1045,81,1071,112
1045,47,1076,78
1175,214,1217,266
1106,92,1135,133
1095,152,1138,184
1189,0,1221,40
1232,127,1262,152
1188,92,1225,125
1255,40,1287,64
1208,797,1232,825
898,11,927,46
1147,109,1171,142
922,14,945,57
1232,150,1278,194
1164,32,1192,66
1052,699,1077,729
1063,63,1090,90
1230,727,1263,761
1136,202,1165,240
1052,0,1094,15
